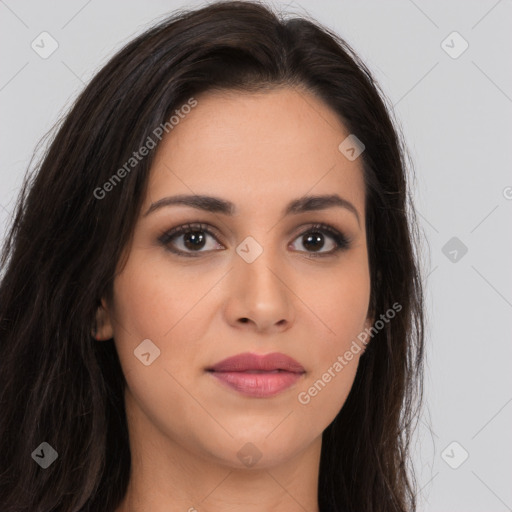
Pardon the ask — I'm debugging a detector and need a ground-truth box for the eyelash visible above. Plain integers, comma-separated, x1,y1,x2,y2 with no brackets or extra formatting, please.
158,222,351,258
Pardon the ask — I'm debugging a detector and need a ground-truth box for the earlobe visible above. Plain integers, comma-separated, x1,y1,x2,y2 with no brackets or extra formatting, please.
359,314,374,354
92,298,114,340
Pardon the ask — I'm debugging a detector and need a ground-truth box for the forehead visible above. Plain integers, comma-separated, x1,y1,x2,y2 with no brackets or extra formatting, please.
145,87,366,215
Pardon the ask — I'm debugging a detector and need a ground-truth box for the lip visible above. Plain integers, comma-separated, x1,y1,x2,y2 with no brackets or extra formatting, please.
206,352,306,398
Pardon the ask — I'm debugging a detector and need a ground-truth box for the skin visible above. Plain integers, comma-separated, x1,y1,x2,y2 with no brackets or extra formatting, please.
96,86,372,512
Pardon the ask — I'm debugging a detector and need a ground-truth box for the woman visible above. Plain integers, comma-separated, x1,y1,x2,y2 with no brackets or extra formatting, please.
0,1,425,511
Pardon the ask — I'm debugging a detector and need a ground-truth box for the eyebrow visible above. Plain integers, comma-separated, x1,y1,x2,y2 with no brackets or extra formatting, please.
144,193,360,225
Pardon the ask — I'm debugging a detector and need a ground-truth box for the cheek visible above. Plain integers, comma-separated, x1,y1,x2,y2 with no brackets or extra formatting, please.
109,253,217,344
108,254,220,395
107,260,183,383
293,255,370,421
302,251,371,347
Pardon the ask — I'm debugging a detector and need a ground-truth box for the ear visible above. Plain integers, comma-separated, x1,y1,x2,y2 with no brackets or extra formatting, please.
359,312,374,355
92,298,114,340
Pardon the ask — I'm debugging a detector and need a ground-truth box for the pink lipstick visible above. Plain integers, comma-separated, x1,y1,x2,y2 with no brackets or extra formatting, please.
206,352,305,398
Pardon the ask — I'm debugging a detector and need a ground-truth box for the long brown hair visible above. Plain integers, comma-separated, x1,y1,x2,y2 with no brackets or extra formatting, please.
0,2,424,511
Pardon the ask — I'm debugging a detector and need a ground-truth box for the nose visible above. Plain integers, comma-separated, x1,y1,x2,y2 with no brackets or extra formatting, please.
223,245,295,334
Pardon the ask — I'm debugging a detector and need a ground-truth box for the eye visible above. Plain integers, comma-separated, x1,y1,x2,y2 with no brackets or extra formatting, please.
158,223,224,257
289,223,350,257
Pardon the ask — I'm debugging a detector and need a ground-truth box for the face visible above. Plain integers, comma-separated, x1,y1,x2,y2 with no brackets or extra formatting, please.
97,87,372,470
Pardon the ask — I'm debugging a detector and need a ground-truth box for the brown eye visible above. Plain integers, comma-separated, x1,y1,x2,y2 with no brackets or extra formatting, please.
159,223,224,257
289,223,350,256
181,230,206,250
300,231,329,252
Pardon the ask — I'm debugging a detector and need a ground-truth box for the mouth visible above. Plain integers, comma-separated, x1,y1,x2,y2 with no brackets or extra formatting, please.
206,352,306,398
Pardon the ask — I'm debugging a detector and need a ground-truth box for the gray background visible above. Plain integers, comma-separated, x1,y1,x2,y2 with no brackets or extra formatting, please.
1,1,511,510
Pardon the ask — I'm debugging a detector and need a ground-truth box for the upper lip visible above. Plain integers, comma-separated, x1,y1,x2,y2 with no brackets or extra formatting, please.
207,352,305,373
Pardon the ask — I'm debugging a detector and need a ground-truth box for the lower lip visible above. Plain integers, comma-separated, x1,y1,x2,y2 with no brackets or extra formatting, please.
208,371,304,398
